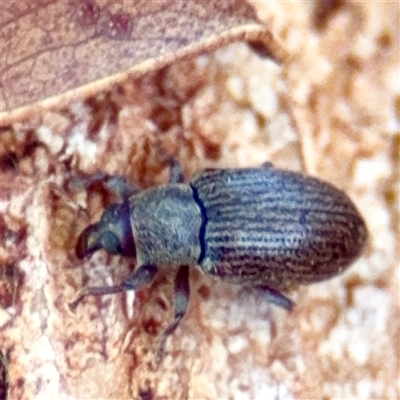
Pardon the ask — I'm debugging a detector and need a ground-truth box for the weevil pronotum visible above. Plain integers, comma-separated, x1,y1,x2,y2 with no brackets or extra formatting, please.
70,161,368,361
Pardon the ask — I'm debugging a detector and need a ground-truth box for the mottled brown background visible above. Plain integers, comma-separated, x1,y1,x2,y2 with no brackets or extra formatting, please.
0,1,398,399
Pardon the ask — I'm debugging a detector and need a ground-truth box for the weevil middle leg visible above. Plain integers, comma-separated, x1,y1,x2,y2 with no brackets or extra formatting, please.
155,264,190,363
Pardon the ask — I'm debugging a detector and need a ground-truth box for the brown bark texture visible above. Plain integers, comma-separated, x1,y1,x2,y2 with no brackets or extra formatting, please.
0,1,399,399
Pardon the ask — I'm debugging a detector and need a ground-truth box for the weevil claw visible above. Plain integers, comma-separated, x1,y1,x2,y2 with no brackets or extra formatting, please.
68,293,85,313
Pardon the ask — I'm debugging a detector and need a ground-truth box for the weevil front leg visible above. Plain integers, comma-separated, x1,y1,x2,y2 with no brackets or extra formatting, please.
100,158,183,195
69,264,158,312
72,158,183,200
102,174,141,200
155,265,190,363
167,158,185,183
70,172,141,201
103,157,184,190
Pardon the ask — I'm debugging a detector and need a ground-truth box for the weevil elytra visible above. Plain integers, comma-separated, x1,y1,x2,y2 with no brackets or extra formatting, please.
71,161,368,361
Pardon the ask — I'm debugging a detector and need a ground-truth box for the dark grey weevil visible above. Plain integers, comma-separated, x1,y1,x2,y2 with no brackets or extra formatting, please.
70,161,368,361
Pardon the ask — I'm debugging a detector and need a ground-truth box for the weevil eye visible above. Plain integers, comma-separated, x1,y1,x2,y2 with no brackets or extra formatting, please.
100,231,123,255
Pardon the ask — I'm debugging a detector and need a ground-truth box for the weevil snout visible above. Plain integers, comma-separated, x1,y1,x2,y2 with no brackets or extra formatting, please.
76,201,135,259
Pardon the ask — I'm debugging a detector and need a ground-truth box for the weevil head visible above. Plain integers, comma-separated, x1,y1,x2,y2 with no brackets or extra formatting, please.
76,201,136,259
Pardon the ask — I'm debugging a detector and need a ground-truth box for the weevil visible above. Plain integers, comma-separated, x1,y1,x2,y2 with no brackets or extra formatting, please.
70,161,368,361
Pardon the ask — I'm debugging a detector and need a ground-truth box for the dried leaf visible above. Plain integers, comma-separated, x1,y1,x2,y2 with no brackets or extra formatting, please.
0,0,284,125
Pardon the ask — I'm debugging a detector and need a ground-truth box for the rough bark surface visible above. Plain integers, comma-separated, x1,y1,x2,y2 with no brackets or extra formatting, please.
1,1,398,399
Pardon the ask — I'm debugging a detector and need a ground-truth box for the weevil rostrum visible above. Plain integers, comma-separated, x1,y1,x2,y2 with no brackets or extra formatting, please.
70,161,368,361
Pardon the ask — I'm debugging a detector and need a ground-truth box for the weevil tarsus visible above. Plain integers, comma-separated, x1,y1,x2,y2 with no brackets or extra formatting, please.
68,285,125,312
256,285,294,311
156,265,190,363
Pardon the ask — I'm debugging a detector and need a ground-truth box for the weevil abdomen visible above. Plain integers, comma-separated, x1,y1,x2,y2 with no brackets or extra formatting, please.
192,167,367,289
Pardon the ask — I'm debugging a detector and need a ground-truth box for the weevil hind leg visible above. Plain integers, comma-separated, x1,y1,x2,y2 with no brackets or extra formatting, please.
69,264,158,312
261,161,274,169
155,265,190,364
255,285,294,311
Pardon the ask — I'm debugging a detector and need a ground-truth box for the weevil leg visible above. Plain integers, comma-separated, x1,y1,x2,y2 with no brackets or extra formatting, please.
120,264,159,290
168,158,185,183
261,161,274,169
248,41,281,61
70,173,141,200
256,285,294,311
69,264,158,312
103,175,141,200
155,265,190,363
